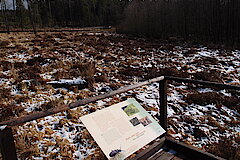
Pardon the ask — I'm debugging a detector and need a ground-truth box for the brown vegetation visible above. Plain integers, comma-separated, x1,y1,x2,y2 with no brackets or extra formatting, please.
0,31,239,159
0,40,10,47
192,70,223,83
184,91,240,112
36,99,64,111
206,136,240,160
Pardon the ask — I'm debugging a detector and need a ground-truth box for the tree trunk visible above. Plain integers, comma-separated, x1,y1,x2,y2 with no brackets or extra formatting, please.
12,0,15,10
1,0,10,33
27,0,37,34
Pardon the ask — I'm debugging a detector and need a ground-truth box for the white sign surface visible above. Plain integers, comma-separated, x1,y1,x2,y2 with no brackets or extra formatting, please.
80,98,165,159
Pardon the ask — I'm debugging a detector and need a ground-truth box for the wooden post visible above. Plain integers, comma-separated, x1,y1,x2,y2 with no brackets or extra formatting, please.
159,79,167,130
0,127,17,160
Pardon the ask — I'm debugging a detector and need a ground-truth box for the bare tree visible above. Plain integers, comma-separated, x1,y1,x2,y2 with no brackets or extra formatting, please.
12,0,15,10
26,0,37,34
1,0,10,33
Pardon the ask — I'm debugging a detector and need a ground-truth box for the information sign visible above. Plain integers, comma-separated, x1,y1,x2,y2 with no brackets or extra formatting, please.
80,98,165,159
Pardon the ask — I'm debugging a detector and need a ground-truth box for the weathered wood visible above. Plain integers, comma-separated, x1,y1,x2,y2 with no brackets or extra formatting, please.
0,76,164,126
165,137,225,160
133,136,225,160
0,127,17,160
154,151,175,160
130,136,166,160
159,80,168,130
171,156,183,160
148,150,165,160
149,150,183,160
165,76,240,90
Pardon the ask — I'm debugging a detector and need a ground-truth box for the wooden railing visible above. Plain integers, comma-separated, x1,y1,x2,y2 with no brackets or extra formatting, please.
0,76,239,160
0,26,113,33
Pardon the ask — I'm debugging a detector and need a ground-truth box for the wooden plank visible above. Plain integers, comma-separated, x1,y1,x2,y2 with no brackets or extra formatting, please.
171,156,183,160
130,136,165,160
155,151,175,160
0,76,165,126
148,150,165,160
165,137,225,160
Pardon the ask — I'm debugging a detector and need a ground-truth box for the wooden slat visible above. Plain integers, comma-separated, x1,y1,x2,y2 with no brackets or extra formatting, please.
171,156,183,160
155,151,175,160
130,136,165,160
148,150,165,160
149,150,183,160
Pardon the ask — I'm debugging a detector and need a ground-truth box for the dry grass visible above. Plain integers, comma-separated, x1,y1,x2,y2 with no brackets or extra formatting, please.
192,70,223,83
13,127,41,159
14,122,77,159
36,99,64,111
0,104,25,122
95,75,109,83
17,64,43,82
184,91,240,112
205,116,226,134
54,136,76,159
0,88,12,100
0,40,10,47
206,136,240,160
52,61,96,89
0,31,239,159
0,88,19,122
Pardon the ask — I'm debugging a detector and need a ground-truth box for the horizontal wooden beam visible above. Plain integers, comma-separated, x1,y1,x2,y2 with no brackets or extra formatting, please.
0,27,112,33
165,137,225,160
165,76,240,90
0,76,164,126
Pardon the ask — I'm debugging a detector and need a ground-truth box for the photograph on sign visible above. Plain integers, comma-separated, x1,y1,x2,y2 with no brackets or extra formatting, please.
80,98,166,159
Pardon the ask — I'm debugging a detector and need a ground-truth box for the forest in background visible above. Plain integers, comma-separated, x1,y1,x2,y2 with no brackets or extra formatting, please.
119,0,240,47
0,0,127,29
1,0,240,47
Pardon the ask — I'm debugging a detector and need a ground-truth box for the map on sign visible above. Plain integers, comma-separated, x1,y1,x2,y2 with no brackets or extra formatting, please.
80,98,165,160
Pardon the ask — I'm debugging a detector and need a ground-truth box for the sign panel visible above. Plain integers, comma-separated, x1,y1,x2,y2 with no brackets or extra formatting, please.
80,98,165,159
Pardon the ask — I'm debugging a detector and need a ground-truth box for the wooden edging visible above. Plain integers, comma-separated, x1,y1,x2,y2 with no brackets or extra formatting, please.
165,76,240,90
0,76,164,126
165,137,225,160
131,136,225,160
